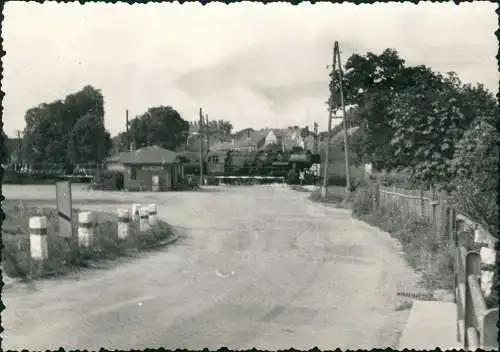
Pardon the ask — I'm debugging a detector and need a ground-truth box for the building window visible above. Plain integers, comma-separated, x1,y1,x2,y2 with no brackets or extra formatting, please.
130,166,137,180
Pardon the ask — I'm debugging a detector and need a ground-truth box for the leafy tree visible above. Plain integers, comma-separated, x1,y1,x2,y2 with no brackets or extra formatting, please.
67,113,112,163
386,72,468,185
1,130,8,165
326,49,407,169
128,106,189,151
22,85,109,165
449,119,499,236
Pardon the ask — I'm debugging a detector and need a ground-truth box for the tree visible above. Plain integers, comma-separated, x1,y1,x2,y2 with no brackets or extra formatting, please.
449,119,499,236
326,49,407,169
67,113,112,163
386,71,496,186
22,85,109,165
386,71,468,185
128,106,189,151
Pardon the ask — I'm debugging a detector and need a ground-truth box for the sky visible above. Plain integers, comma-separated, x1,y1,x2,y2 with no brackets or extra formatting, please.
2,1,498,138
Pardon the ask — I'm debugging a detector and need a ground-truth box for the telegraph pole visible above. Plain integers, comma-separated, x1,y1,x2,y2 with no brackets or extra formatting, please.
313,122,318,153
199,107,204,186
321,44,337,199
205,114,210,153
126,109,130,151
336,41,352,194
16,130,22,169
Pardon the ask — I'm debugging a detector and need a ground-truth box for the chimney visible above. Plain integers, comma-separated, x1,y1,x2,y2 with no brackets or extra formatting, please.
130,141,136,152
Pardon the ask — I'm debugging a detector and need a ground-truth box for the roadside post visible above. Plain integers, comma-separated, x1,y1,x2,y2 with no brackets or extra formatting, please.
148,204,158,226
78,211,94,247
117,209,130,239
29,216,48,279
139,207,150,232
56,181,75,268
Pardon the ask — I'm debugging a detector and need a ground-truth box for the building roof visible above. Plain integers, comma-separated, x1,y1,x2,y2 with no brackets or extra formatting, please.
106,145,178,165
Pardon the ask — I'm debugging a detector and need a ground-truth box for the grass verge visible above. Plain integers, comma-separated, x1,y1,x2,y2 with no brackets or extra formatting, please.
350,184,455,293
2,199,177,281
308,185,356,209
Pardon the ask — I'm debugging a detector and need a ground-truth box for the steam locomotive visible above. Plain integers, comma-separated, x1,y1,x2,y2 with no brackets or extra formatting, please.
181,147,320,180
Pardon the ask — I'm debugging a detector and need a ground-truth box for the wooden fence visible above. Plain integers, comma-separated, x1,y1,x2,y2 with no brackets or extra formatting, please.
376,185,498,351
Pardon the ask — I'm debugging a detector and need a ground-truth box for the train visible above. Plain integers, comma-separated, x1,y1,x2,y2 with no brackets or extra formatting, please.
181,147,321,182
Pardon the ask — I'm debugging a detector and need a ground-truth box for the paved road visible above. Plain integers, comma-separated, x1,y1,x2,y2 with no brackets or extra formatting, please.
2,185,424,350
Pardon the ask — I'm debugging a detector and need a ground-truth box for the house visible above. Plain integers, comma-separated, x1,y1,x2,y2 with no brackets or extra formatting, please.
264,130,278,146
105,145,183,191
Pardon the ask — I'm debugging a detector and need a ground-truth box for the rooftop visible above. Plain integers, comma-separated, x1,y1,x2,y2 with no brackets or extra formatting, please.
106,145,178,165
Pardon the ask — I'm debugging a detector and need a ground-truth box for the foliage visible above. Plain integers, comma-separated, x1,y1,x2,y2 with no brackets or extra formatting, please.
352,186,375,216
355,199,455,292
327,48,408,170
326,47,497,183
1,130,8,165
127,106,189,151
449,120,499,236
67,113,112,163
387,71,482,186
22,85,111,165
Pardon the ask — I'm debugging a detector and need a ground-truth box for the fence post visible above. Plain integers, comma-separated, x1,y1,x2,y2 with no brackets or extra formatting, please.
29,216,48,279
419,185,424,218
465,251,481,350
117,209,130,240
457,225,472,346
450,208,457,245
373,183,380,210
78,211,94,248
139,207,150,232
481,308,499,350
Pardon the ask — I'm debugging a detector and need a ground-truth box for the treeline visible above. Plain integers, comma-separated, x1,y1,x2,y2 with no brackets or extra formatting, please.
1,85,234,167
331,48,498,235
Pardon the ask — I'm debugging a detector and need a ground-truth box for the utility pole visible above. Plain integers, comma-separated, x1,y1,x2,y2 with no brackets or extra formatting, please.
199,107,204,186
16,130,22,169
205,114,210,153
126,109,130,152
313,122,318,153
336,41,352,194
321,44,337,199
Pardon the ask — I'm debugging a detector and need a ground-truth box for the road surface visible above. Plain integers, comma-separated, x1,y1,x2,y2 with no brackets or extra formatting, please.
2,184,424,350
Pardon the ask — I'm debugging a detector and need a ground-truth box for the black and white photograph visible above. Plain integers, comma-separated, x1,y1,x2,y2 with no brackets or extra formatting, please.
1,1,498,351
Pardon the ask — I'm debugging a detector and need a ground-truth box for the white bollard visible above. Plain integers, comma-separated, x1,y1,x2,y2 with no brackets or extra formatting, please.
131,203,141,221
148,204,158,226
78,211,94,247
29,216,49,260
152,175,160,192
117,208,130,240
139,207,150,232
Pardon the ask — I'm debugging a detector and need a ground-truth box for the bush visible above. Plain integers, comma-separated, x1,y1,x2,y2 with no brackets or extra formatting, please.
352,186,375,216
449,120,498,236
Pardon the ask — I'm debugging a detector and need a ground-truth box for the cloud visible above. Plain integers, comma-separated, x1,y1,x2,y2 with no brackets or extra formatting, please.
1,1,497,137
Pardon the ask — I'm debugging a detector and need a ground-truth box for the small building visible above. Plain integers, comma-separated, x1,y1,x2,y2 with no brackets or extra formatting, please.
105,145,183,191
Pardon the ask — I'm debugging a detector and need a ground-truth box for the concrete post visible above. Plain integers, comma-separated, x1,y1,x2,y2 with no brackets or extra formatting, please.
78,211,94,247
148,204,158,226
152,175,160,192
117,208,130,240
29,216,49,260
139,207,150,232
